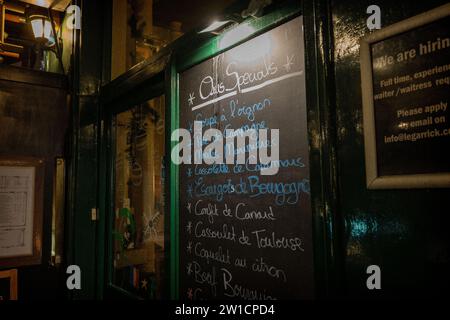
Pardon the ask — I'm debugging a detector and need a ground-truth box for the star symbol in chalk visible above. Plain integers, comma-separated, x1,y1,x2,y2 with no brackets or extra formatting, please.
188,93,196,106
187,242,193,254
141,279,148,290
187,288,193,300
284,55,295,72
187,203,192,213
187,263,193,276
186,221,193,234
187,184,193,199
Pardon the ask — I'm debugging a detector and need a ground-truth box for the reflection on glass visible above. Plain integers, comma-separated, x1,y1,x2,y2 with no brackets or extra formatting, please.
113,95,165,299
111,0,183,79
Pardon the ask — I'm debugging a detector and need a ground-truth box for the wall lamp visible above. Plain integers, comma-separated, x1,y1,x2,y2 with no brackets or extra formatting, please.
25,5,64,73
28,14,56,47
199,0,273,35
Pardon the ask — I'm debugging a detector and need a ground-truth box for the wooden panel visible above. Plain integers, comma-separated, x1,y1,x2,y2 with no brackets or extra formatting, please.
0,42,24,54
0,65,67,88
0,80,68,155
0,65,69,298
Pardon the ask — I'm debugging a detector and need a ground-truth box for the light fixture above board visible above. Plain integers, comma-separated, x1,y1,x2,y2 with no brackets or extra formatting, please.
199,0,273,36
199,20,238,35
28,13,55,46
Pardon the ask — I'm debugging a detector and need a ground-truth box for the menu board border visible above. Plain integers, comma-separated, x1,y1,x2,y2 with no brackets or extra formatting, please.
171,9,314,299
0,157,44,268
360,3,450,189
0,269,18,300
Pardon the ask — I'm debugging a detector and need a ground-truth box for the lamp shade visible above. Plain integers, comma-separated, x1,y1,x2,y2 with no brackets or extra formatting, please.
29,14,55,46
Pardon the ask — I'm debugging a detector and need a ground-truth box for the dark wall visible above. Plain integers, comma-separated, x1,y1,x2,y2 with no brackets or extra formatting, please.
0,65,69,300
67,0,111,299
331,0,450,298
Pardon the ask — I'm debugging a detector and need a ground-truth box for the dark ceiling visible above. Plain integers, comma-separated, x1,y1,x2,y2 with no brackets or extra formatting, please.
153,0,237,32
15,0,71,11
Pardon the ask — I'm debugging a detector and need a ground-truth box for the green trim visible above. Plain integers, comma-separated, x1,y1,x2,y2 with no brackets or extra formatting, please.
168,60,180,300
68,0,113,300
170,1,339,299
101,73,165,115
97,0,337,300
106,113,116,290
96,115,107,299
302,0,342,297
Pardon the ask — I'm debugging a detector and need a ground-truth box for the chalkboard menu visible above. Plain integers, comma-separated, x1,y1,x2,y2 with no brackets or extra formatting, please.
179,17,314,300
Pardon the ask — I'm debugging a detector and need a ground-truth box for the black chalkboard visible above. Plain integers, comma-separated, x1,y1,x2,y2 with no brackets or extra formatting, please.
178,17,314,300
371,16,450,176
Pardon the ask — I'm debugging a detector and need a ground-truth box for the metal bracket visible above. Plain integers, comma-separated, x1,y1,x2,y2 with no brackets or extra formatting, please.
241,0,272,18
91,208,98,221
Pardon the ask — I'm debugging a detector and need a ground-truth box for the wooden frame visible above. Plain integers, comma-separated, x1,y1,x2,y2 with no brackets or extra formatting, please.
360,3,450,189
51,158,65,266
0,0,4,43
0,1,24,60
0,269,18,300
0,157,44,268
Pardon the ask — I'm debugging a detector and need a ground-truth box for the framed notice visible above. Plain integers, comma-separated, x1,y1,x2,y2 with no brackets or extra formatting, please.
360,4,450,189
0,158,44,267
0,269,18,301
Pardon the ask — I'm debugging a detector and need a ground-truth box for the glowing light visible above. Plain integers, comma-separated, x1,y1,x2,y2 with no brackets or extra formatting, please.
219,24,254,49
200,20,234,34
31,18,44,38
220,24,272,63
35,0,48,7
30,15,55,46
44,20,52,39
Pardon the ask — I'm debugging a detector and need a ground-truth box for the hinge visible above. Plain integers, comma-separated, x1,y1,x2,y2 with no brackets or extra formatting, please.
91,208,99,221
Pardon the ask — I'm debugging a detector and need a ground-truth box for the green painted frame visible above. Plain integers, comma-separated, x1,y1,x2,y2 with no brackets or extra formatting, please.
168,0,340,299
99,65,168,300
302,0,343,297
169,1,301,300
97,0,340,300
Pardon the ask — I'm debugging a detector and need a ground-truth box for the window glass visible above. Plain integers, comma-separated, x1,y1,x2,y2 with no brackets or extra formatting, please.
113,95,166,299
110,0,236,79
